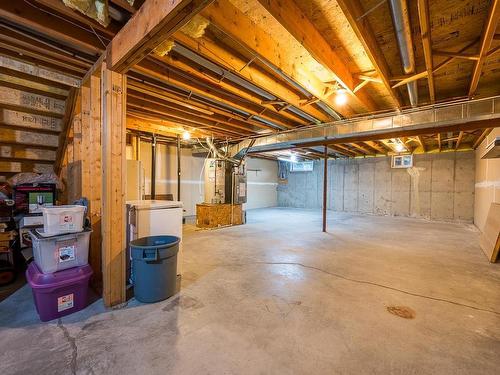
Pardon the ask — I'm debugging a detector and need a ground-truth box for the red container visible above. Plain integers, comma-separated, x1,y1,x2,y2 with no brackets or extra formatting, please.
26,262,92,322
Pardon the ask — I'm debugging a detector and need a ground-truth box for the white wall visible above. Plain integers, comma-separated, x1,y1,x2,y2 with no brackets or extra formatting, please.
245,157,278,210
128,143,278,215
130,141,204,217
474,128,500,232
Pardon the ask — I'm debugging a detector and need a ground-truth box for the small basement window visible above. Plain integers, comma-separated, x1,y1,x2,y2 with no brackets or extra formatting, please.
392,155,413,168
290,161,314,172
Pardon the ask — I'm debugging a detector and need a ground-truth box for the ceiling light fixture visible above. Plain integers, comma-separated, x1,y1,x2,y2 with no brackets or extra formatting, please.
182,130,191,140
394,143,405,152
290,153,297,162
335,89,348,106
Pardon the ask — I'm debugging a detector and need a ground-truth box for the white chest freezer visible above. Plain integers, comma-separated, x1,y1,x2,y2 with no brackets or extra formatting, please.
126,200,183,281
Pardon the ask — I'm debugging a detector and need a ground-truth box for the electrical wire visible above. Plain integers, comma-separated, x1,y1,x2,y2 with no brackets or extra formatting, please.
23,0,111,45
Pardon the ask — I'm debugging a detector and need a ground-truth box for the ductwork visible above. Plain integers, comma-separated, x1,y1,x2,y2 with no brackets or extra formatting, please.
388,0,418,107
206,137,239,164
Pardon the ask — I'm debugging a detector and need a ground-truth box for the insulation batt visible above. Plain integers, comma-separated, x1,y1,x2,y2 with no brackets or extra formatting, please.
63,0,110,26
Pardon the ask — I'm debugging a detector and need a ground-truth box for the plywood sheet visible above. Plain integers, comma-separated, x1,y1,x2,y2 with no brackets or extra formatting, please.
479,203,500,262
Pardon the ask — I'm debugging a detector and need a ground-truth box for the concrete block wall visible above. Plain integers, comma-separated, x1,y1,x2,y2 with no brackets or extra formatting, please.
278,151,475,222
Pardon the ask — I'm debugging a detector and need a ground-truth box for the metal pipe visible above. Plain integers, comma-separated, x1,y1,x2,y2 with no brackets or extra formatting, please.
322,146,328,232
151,134,157,199
388,0,418,107
177,135,181,201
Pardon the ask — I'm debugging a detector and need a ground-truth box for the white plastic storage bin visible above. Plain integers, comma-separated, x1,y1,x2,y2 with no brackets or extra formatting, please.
41,205,85,235
29,229,91,274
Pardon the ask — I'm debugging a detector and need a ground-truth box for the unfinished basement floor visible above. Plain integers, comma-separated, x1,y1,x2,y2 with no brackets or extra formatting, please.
1,208,499,375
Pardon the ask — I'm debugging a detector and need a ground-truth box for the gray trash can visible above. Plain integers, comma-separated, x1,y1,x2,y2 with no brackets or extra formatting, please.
130,235,180,303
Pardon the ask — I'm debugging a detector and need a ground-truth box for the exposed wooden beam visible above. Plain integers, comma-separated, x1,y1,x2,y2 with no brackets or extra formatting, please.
0,128,59,148
0,160,53,173
0,1,105,55
437,133,442,152
202,0,348,117
0,86,66,117
256,0,376,113
433,51,480,61
336,0,403,108
54,88,79,175
0,145,56,162
0,108,62,133
0,72,69,99
417,0,435,103
350,143,372,155
364,141,387,154
417,136,426,152
455,131,464,150
0,55,81,88
107,0,213,72
335,144,362,156
133,59,285,131
473,128,492,149
327,145,355,158
160,53,302,128
173,32,331,122
469,0,500,97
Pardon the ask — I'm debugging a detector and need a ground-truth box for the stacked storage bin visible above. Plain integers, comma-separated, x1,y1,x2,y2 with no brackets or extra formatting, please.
26,205,93,321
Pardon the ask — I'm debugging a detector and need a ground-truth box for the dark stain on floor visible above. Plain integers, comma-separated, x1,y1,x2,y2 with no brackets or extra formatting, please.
387,305,416,319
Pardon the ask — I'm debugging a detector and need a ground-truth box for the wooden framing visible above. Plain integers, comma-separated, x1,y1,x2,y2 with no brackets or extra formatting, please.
256,0,376,113
101,61,127,306
107,0,214,72
468,0,500,97
202,0,348,117
54,88,78,174
417,0,435,103
336,0,403,108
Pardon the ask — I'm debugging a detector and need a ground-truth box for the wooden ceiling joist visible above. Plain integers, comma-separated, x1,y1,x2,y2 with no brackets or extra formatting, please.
160,53,303,128
0,86,66,118
0,145,56,162
171,33,332,122
107,0,214,72
0,1,105,55
0,55,81,88
256,0,376,113
127,91,258,135
336,0,403,108
133,59,287,131
417,0,435,103
468,0,500,97
201,0,348,117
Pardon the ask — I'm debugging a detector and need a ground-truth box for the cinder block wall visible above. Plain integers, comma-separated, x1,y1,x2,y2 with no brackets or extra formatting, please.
278,151,475,222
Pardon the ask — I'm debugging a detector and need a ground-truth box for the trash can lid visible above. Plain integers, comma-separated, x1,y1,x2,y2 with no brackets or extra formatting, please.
130,235,180,249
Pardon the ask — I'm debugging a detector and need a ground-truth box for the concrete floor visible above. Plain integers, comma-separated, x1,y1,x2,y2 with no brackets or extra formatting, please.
1,208,499,375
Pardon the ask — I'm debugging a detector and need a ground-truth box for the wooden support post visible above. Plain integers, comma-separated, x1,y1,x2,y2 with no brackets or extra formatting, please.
89,72,103,293
101,61,126,307
322,145,328,233
177,135,181,201
151,134,157,199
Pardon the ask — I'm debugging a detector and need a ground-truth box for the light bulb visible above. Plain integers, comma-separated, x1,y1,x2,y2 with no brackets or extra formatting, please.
395,143,405,152
182,130,191,140
290,153,297,162
335,89,348,106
